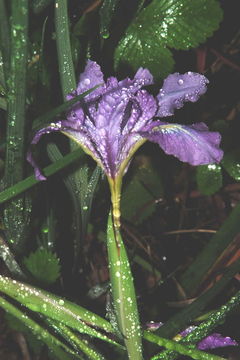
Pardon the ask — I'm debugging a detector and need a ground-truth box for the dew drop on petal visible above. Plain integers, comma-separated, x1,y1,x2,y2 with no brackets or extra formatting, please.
83,78,91,85
178,79,184,85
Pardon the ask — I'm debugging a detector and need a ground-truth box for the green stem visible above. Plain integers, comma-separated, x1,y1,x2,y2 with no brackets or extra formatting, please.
107,178,143,360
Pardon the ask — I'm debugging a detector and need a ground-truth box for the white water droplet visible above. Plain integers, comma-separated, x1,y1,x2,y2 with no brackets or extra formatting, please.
83,78,91,85
178,79,184,85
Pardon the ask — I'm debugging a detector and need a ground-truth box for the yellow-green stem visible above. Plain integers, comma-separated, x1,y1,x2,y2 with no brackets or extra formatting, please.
108,176,122,230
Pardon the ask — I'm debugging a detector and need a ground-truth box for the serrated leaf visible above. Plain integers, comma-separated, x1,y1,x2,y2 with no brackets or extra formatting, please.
150,0,223,50
222,150,240,181
115,37,174,79
196,164,222,196
23,248,60,285
121,156,163,224
115,0,222,79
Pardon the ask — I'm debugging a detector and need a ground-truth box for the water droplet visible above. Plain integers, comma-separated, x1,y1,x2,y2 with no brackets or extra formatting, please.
102,30,110,39
58,299,64,306
83,78,90,85
178,79,184,85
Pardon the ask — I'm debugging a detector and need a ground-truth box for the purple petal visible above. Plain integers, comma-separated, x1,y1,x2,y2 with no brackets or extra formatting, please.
139,122,223,166
157,72,209,117
27,123,63,180
123,90,157,133
118,67,154,94
67,60,105,102
198,333,238,350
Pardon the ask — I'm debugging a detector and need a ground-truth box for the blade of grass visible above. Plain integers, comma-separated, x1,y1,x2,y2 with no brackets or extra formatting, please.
48,319,108,360
150,289,240,360
0,295,83,360
154,258,240,339
54,0,100,271
0,0,10,82
1,0,31,253
55,0,76,94
180,202,240,295
0,148,84,204
0,275,115,336
32,0,54,14
144,332,225,360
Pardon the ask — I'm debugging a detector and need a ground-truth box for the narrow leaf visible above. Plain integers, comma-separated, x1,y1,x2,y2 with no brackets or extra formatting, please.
0,296,82,360
0,275,120,346
99,0,121,38
107,212,143,359
144,332,225,360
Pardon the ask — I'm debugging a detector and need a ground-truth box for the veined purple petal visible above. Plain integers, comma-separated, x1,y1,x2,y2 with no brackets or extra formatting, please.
197,333,238,350
123,90,157,134
27,123,63,180
139,122,223,166
157,72,209,117
67,60,105,102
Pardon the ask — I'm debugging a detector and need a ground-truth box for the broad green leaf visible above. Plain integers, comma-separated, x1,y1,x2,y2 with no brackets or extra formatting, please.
115,36,174,80
121,156,163,224
115,0,222,79
23,248,61,285
196,164,222,196
222,150,240,181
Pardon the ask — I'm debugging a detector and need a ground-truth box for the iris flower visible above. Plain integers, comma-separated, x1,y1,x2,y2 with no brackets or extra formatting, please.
28,60,223,227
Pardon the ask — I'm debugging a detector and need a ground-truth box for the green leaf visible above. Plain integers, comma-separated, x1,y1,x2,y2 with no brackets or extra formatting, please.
114,0,222,79
180,201,240,295
144,331,225,360
99,0,121,38
0,296,82,360
121,156,163,224
222,150,240,181
0,148,83,205
196,164,222,196
23,248,61,285
0,275,118,344
107,212,143,359
115,38,174,80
